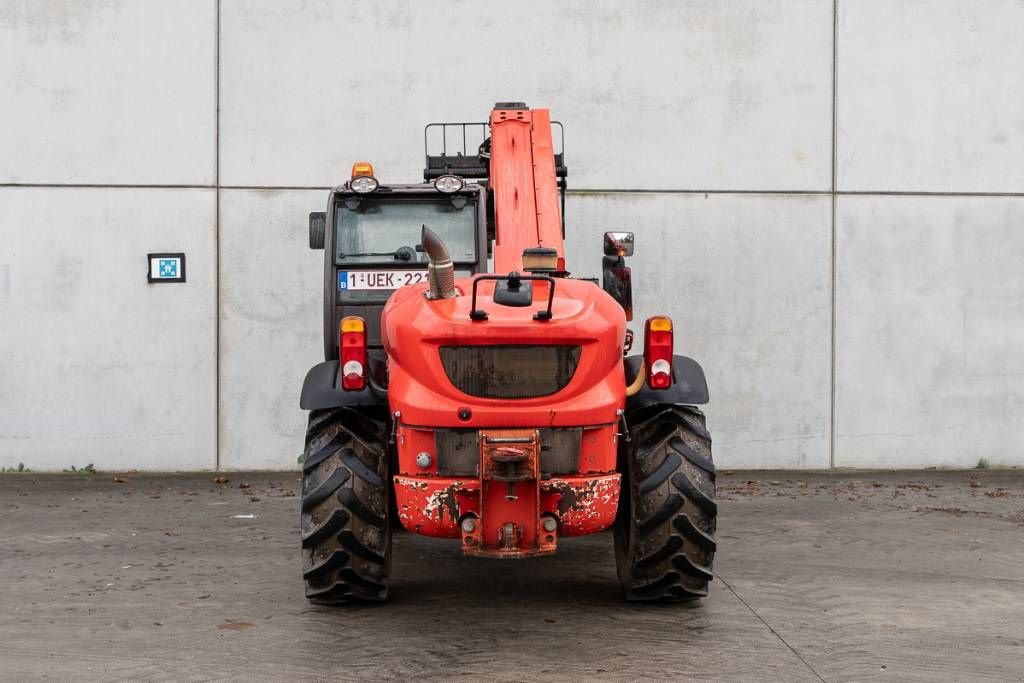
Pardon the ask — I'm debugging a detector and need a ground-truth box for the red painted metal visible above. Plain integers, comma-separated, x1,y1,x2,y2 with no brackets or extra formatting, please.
381,277,627,432
392,426,620,557
470,429,550,557
394,421,619,478
380,104,629,559
490,107,565,273
541,474,622,535
398,425,439,475
394,473,621,541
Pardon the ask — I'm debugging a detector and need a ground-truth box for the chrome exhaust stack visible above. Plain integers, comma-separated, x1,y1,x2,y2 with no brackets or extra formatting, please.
421,224,457,300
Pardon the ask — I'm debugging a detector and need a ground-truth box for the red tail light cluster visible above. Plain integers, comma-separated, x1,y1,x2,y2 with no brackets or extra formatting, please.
339,316,367,391
644,316,673,390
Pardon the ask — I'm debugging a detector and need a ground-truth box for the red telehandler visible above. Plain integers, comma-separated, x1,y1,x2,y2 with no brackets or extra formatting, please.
300,103,717,603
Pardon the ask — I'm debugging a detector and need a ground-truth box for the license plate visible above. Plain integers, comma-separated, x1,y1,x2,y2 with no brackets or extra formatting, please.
338,270,428,291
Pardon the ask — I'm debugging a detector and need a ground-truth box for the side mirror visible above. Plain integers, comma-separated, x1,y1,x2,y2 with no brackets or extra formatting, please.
309,212,326,250
602,256,633,321
603,231,634,257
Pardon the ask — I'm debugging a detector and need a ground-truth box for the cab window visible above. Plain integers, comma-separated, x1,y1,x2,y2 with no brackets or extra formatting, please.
335,199,477,266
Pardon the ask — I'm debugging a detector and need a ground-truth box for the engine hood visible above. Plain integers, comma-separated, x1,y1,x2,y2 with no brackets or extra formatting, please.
379,275,628,427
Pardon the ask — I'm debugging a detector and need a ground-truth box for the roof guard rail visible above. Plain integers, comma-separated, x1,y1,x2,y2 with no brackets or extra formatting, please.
423,121,566,181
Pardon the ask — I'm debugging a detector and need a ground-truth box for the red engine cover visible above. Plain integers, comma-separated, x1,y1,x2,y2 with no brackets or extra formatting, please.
380,276,628,431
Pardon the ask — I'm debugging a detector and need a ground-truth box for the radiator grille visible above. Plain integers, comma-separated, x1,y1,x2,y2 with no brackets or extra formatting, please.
439,345,581,399
434,430,479,477
434,428,582,476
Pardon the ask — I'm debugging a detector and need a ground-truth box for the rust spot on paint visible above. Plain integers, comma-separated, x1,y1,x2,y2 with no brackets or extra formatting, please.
544,477,620,524
424,482,463,522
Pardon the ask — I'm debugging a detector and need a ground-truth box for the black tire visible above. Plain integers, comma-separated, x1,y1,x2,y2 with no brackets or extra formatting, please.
615,404,717,602
300,407,391,604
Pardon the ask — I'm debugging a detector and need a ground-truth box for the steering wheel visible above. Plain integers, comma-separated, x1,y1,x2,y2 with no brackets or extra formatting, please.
394,245,417,262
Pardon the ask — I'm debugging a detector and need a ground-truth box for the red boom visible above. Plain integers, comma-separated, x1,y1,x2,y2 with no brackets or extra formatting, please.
490,107,565,273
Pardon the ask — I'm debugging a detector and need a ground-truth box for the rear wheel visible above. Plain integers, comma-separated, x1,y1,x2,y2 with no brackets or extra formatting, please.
615,404,717,601
300,407,391,604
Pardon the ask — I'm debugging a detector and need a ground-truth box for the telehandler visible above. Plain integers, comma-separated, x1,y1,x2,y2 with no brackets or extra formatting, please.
300,103,716,603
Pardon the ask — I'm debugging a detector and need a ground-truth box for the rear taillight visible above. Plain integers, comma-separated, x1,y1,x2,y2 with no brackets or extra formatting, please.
339,316,367,391
644,316,673,390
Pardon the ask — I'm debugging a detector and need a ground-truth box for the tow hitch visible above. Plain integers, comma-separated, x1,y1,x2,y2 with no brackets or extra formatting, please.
460,429,558,558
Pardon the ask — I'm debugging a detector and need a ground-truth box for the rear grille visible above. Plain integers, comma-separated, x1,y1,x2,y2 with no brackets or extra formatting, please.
439,345,581,399
435,429,479,476
435,428,582,476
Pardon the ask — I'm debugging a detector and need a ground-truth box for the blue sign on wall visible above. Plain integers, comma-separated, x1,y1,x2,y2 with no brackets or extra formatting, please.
159,259,178,278
148,253,186,283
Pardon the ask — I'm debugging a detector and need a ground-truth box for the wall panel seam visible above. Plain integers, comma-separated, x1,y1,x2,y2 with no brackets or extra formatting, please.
214,0,222,471
2,181,1024,197
829,0,839,469
5,184,1022,198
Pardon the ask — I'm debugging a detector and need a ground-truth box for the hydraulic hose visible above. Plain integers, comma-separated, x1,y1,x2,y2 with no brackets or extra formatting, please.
625,363,646,397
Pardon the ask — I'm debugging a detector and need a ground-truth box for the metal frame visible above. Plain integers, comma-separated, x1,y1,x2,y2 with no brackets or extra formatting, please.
468,273,557,322
423,120,568,237
423,120,565,174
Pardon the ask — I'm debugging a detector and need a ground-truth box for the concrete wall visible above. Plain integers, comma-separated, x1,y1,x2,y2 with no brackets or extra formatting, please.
1,0,1021,470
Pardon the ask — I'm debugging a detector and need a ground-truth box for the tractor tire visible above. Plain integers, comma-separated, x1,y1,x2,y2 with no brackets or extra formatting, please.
300,407,391,604
615,404,717,602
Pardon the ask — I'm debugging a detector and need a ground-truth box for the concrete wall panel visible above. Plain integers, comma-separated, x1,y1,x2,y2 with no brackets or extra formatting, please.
4,2,1023,472
218,189,326,470
0,188,216,471
216,189,833,471
0,0,216,185
837,0,1024,192
220,0,833,191
835,196,1024,468
565,192,833,469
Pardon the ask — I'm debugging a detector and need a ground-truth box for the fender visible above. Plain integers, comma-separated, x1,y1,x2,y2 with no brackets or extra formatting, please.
299,359,388,410
624,355,709,409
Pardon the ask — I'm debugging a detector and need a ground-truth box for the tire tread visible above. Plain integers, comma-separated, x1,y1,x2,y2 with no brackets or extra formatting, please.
300,407,391,605
615,404,718,603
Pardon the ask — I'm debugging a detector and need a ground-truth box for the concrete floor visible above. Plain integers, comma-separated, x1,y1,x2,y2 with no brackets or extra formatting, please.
1,471,1022,681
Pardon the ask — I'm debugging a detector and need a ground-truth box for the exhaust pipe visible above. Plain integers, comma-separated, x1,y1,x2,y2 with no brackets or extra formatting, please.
421,224,457,300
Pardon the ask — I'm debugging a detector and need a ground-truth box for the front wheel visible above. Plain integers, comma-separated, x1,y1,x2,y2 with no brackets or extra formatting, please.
615,404,717,601
300,407,391,604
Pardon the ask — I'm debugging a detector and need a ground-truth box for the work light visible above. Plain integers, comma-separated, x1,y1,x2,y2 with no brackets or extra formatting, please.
433,174,464,193
350,161,379,193
350,175,379,193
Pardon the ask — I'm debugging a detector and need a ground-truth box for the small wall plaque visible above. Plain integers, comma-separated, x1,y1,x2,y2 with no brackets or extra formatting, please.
148,253,186,283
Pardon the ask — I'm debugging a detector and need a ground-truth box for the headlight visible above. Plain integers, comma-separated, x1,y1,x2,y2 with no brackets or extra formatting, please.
350,176,379,193
433,175,464,193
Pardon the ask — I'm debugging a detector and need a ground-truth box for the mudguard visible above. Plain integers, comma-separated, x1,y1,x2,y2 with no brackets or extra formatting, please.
299,360,388,410
624,354,709,409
